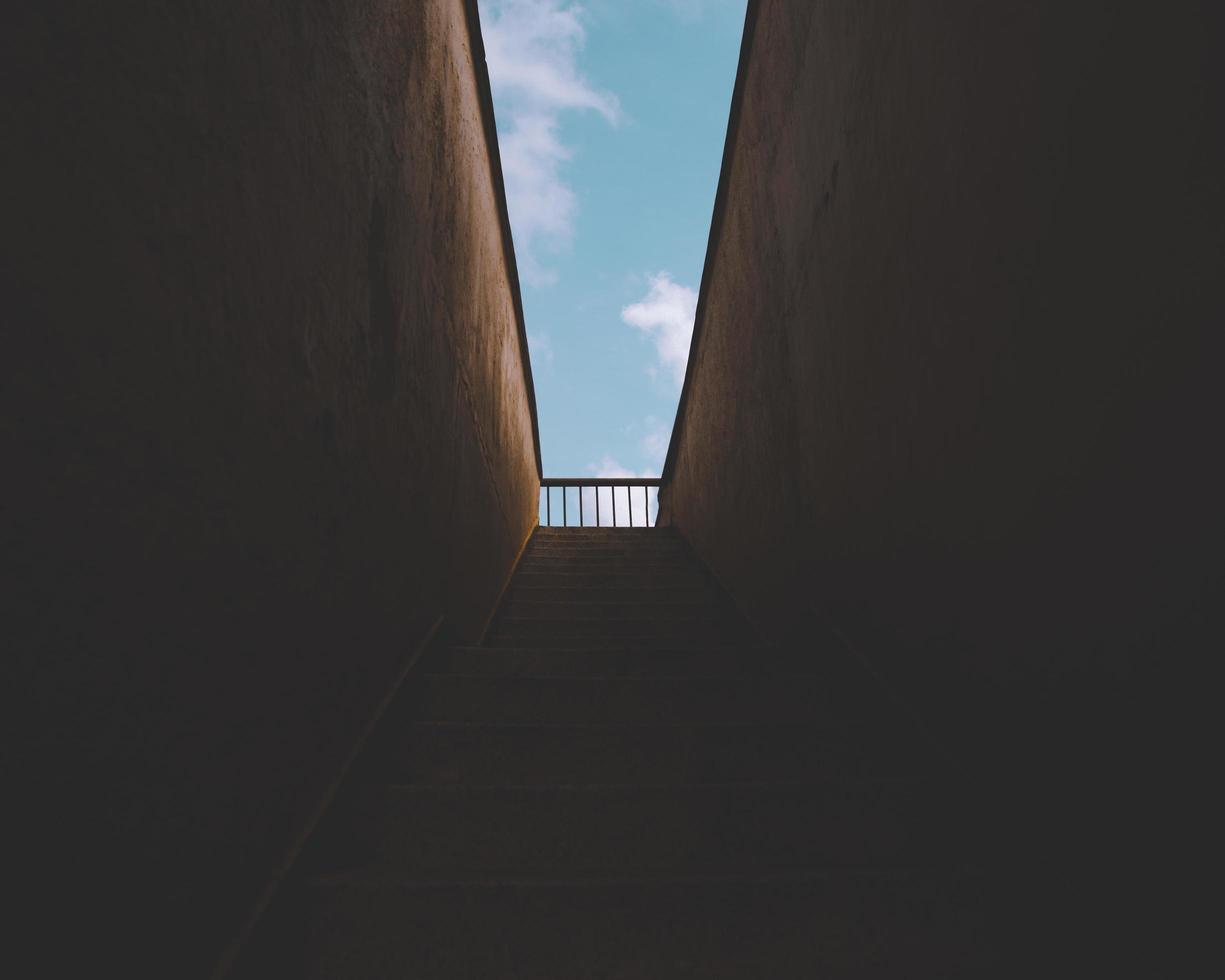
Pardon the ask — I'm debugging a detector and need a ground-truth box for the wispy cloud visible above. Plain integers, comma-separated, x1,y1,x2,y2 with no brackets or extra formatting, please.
621,272,698,388
641,415,670,468
481,0,620,286
528,331,555,370
566,417,670,527
586,455,658,526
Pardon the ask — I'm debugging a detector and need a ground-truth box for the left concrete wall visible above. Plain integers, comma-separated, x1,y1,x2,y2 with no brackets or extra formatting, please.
3,2,538,975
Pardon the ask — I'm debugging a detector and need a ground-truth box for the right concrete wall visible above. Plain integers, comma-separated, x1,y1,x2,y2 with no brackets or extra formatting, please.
663,1,1222,780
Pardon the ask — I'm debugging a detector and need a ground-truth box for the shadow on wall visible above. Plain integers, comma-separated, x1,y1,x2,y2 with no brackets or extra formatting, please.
660,2,1221,962
4,1,539,976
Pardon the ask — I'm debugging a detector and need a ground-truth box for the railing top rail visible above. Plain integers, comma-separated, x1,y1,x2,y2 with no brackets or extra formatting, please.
539,478,659,527
540,477,662,488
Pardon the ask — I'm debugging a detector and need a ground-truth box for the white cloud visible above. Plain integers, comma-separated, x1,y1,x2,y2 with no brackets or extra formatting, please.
620,272,698,388
481,0,620,285
546,423,669,528
641,415,670,468
581,455,658,526
528,330,554,370
591,454,636,479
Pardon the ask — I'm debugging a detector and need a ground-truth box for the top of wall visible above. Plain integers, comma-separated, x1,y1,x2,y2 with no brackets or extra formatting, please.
660,0,760,486
463,0,543,478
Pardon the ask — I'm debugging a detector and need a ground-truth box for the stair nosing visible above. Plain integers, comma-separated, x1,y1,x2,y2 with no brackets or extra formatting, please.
501,600,719,607
306,866,986,889
403,719,861,730
368,775,925,793
420,672,827,683
454,645,768,653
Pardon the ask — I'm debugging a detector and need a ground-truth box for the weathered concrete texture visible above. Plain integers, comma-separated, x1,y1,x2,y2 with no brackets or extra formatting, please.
3,1,537,975
662,0,1221,957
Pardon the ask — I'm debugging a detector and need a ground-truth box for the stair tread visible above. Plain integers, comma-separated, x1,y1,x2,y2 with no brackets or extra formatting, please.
455,644,762,653
302,776,976,879
447,643,853,662
345,774,945,795
354,715,931,786
485,636,745,649
432,649,749,676
308,866,985,886
496,601,728,621
404,671,885,724
508,587,713,599
422,671,853,682
394,718,887,729
500,599,721,609
513,574,709,587
236,870,995,980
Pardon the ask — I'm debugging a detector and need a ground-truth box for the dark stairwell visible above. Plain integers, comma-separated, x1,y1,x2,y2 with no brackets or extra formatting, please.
6,1,1221,977
235,525,991,976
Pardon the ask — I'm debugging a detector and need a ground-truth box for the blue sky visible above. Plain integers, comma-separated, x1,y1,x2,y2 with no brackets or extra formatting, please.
479,0,747,496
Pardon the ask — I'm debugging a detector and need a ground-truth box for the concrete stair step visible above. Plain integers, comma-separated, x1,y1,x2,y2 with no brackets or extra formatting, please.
303,779,972,878
485,633,744,649
405,673,880,725
238,871,995,979
498,599,723,621
517,556,696,572
525,543,689,559
513,568,708,588
489,617,742,642
434,641,885,679
354,720,931,786
532,527,675,540
432,645,747,676
529,530,684,545
507,583,715,603
512,567,700,583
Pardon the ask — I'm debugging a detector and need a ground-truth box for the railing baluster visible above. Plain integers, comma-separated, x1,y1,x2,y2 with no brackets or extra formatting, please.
539,479,660,530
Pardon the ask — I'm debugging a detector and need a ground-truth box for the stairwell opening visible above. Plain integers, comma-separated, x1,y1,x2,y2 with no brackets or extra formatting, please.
475,0,749,530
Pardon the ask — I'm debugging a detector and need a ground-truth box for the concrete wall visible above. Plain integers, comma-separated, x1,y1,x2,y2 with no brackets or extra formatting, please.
4,2,538,974
663,0,1221,853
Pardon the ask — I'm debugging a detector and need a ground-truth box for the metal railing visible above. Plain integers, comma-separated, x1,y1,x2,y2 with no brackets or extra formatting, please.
540,478,662,528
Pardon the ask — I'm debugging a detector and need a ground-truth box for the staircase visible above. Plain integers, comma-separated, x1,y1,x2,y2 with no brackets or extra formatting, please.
235,526,993,977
